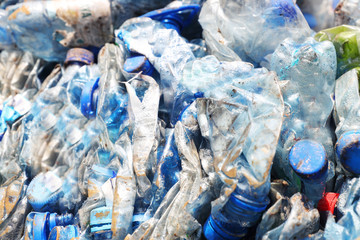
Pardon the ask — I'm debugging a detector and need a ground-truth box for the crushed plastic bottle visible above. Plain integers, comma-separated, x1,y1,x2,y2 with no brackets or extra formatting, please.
161,55,284,239
19,48,94,177
0,0,112,61
116,3,198,124
199,0,312,65
270,37,336,199
2,1,360,239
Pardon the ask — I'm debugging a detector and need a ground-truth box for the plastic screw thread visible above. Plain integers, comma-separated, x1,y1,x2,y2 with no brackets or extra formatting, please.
56,213,74,226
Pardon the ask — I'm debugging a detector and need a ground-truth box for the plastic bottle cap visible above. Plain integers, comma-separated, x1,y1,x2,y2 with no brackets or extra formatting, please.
141,4,201,32
123,55,154,75
80,77,99,119
90,207,112,233
335,130,360,175
289,140,328,180
27,172,63,211
65,48,94,66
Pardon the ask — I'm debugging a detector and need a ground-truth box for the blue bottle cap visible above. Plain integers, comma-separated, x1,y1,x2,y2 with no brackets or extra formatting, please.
289,140,328,180
65,48,94,66
80,77,99,119
335,130,360,175
123,55,154,75
203,214,246,240
142,4,201,33
90,207,112,233
27,172,63,211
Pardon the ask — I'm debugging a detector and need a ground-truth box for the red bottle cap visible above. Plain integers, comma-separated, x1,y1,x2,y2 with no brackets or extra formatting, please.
317,192,340,214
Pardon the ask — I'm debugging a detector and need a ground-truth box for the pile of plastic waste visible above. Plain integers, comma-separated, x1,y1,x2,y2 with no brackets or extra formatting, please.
1,0,360,239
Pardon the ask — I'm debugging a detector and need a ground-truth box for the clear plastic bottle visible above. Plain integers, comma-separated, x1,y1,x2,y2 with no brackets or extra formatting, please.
270,37,336,196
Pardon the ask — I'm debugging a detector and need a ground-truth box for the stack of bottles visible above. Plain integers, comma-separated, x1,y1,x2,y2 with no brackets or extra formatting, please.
1,0,360,240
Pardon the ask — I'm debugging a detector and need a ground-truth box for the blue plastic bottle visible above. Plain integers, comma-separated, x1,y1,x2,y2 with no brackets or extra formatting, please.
203,187,269,239
24,212,74,240
289,140,329,203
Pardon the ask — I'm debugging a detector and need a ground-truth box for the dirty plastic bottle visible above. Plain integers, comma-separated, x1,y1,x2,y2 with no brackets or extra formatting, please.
116,4,196,125
20,48,94,176
199,0,311,65
24,212,74,240
289,140,329,203
204,187,269,239
133,128,181,230
0,0,112,61
271,37,336,192
172,55,284,239
123,4,201,75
